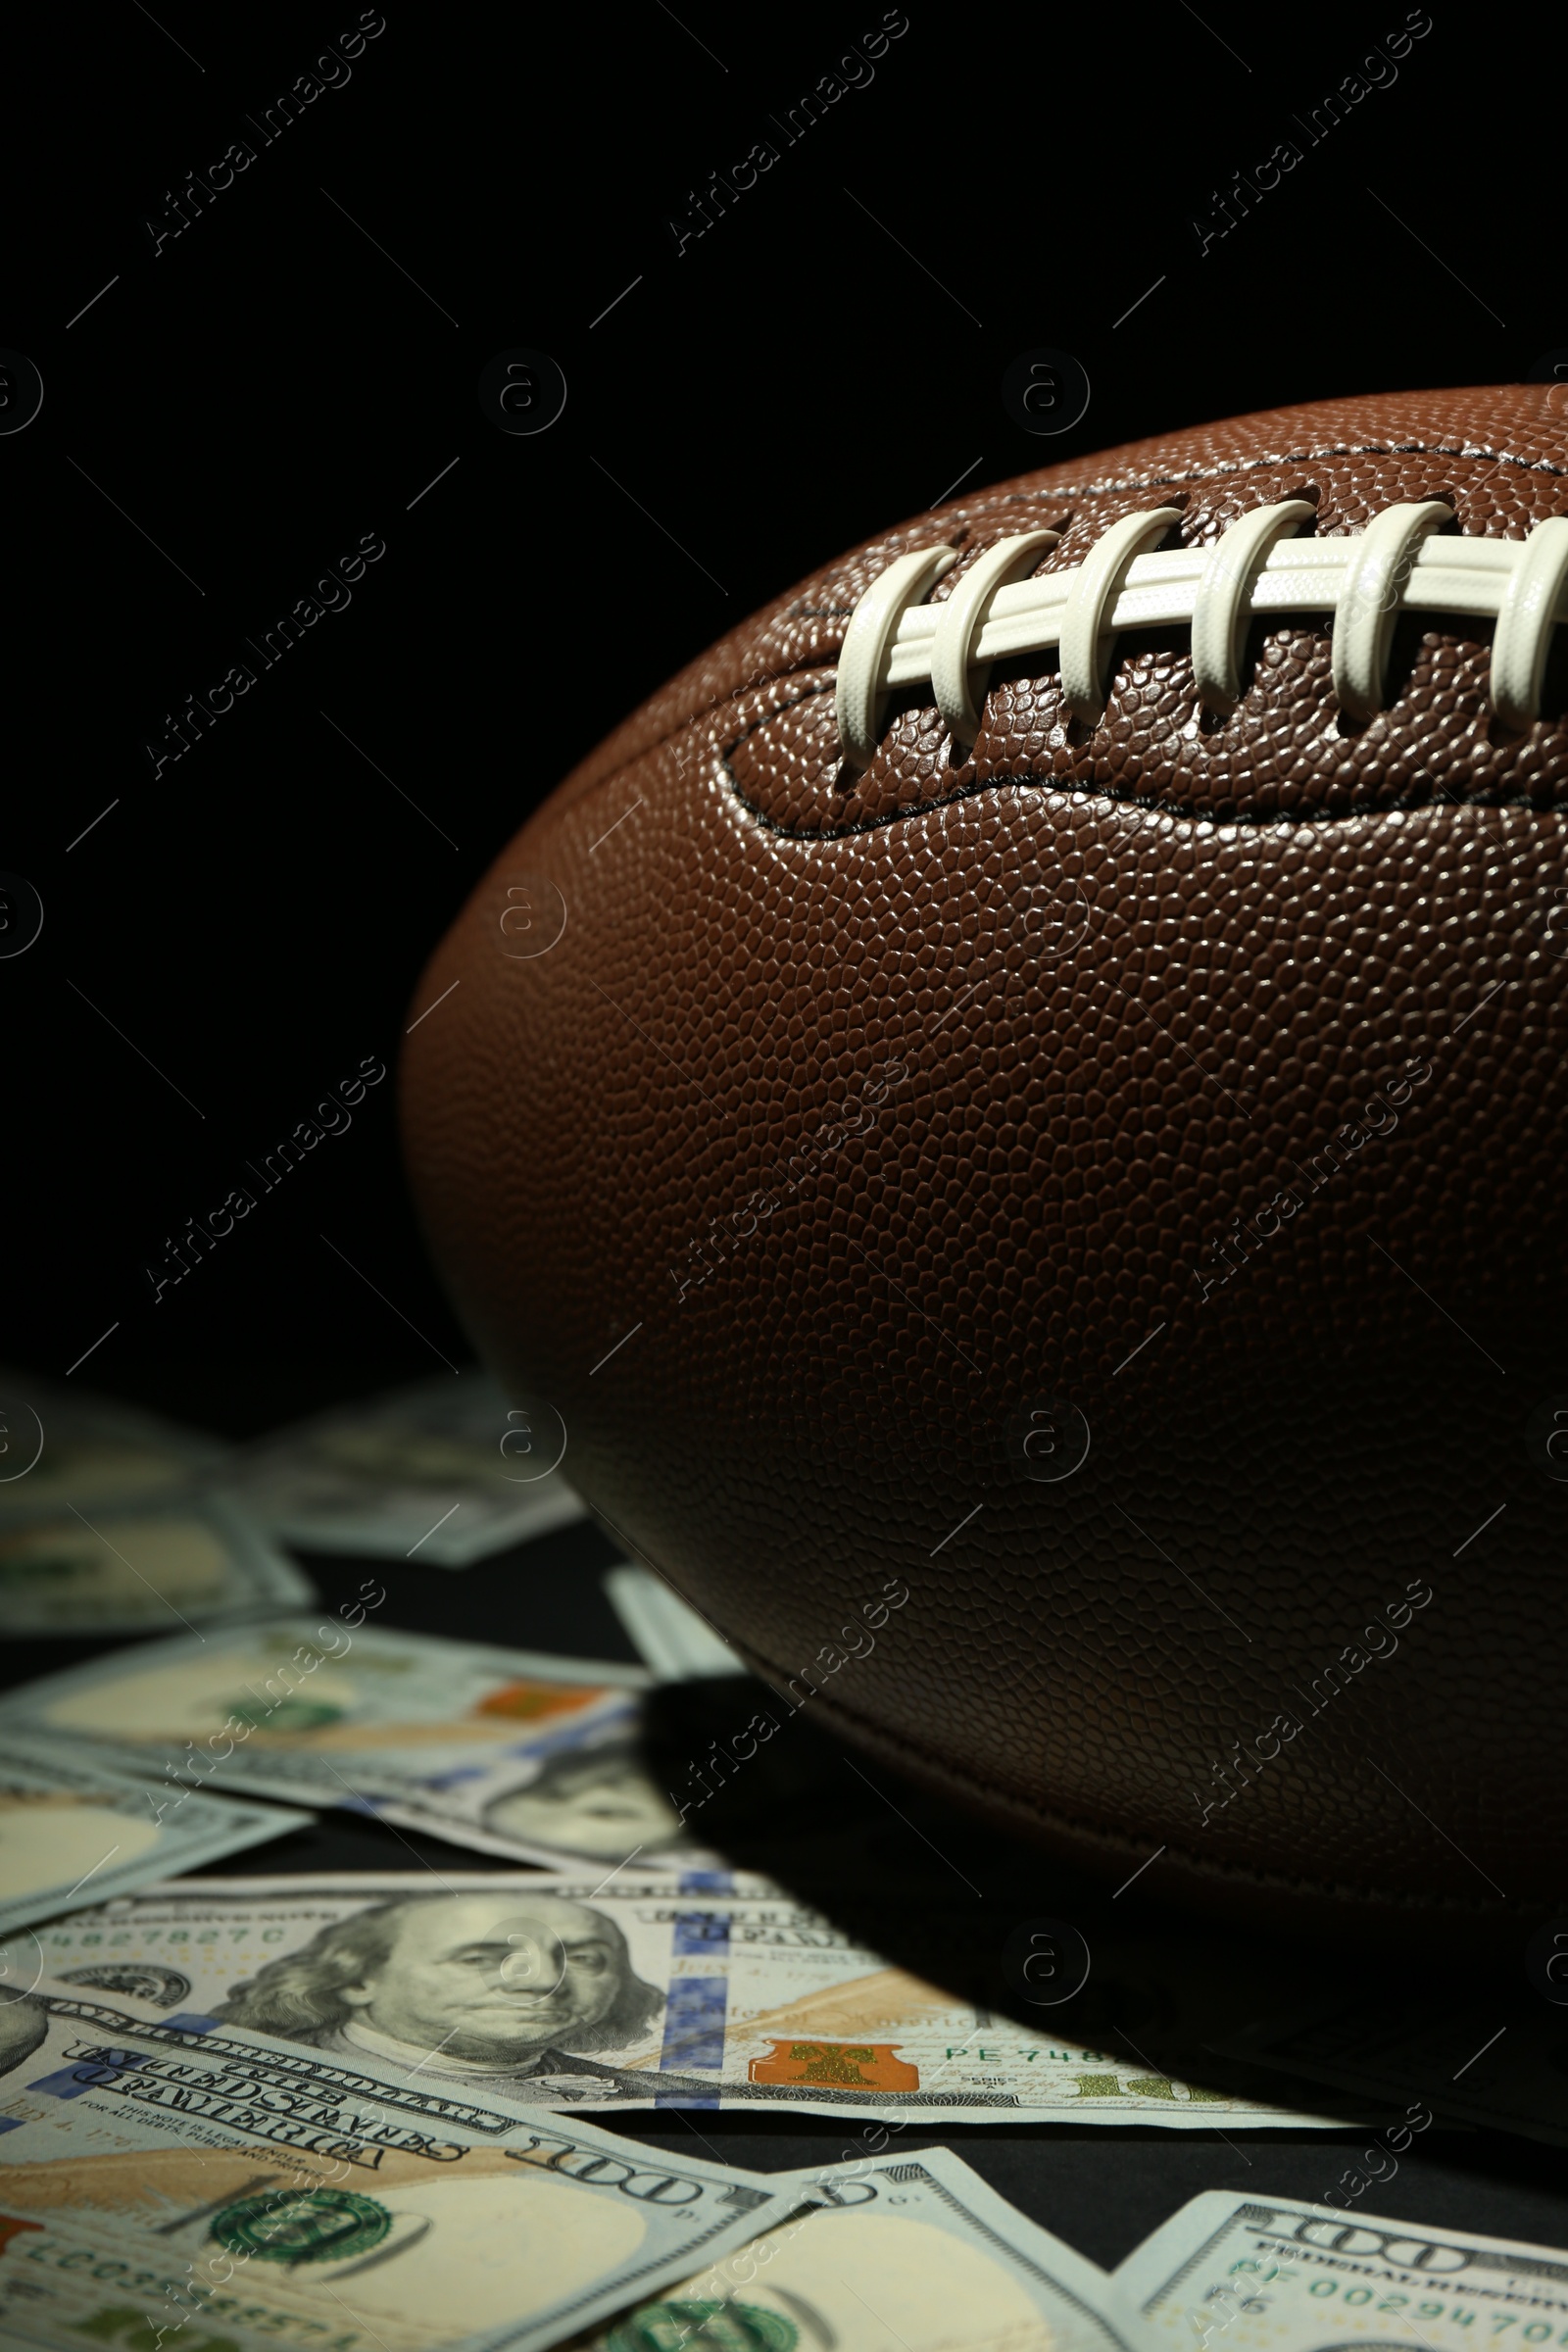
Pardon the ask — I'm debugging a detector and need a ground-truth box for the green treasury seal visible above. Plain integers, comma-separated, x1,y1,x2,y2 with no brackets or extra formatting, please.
606,2299,798,2351
211,2186,392,2264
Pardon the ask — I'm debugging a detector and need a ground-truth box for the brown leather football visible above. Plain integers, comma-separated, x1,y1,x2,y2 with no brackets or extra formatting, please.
402,386,1568,1948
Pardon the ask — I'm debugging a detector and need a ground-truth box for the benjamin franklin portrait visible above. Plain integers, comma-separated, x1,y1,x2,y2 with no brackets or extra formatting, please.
479,1735,695,1864
0,1991,46,2082
213,1891,675,2097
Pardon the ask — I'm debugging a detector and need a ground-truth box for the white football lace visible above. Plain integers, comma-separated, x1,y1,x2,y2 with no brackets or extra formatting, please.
832,501,1568,769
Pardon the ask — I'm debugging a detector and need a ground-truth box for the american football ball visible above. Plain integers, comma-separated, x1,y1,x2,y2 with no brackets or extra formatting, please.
402,386,1568,1947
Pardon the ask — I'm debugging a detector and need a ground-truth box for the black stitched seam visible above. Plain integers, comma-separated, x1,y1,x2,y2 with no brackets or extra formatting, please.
730,1636,1521,1918
787,450,1564,637
719,679,1568,841
575,436,1568,808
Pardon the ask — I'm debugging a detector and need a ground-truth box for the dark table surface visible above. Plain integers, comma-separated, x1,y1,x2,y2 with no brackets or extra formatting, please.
7,1509,1566,2273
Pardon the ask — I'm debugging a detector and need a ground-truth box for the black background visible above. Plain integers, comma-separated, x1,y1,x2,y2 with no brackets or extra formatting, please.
4,0,1566,2261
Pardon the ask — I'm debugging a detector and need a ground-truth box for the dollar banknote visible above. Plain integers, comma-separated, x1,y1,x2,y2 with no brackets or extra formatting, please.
0,1620,710,1874
0,1493,315,1636
603,1567,743,1681
220,1373,588,1566
1110,2190,1568,2352
31,1872,1343,2129
0,1367,228,1527
578,2142,1136,2352
0,1977,789,2352
0,1742,310,1935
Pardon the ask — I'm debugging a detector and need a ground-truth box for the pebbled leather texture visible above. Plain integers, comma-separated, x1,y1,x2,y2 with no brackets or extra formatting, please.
402,388,1568,1947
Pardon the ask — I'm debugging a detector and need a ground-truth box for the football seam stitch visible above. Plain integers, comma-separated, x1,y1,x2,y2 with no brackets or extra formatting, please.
727,1642,1521,1919
558,438,1568,813
716,673,1568,840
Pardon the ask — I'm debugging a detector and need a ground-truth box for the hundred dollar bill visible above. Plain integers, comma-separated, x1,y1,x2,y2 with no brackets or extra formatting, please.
0,1621,709,1874
0,1742,309,1936
1211,1995,1567,2148
220,1373,588,1566
0,1977,788,2352
579,2142,1134,2352
0,1493,315,1636
0,1367,228,1527
34,1873,1341,2129
603,1566,742,1681
1110,2190,1568,2352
